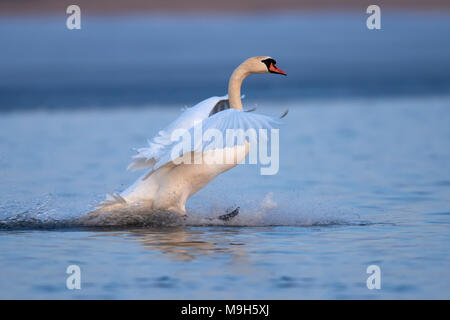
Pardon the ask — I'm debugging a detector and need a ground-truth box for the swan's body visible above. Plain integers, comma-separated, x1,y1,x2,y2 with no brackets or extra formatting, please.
95,56,286,216
119,96,253,215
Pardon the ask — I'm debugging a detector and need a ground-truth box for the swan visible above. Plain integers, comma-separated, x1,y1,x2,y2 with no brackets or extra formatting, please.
95,56,287,218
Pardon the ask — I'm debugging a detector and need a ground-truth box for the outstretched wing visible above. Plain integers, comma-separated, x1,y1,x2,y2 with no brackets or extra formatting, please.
208,99,230,116
128,95,231,171
153,108,280,171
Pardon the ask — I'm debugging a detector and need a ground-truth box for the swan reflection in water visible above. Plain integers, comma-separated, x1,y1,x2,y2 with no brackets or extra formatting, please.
92,227,249,262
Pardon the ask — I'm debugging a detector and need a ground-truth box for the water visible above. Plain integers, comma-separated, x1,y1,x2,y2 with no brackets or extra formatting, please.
1,95,450,299
1,13,450,110
1,13,450,299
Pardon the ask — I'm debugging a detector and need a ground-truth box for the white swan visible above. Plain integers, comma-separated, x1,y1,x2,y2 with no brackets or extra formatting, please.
96,56,287,216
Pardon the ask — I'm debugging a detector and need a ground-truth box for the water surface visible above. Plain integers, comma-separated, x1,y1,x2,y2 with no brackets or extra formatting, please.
1,95,450,299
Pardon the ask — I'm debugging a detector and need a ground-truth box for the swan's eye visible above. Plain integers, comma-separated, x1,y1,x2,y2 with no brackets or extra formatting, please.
261,58,276,71
263,58,287,76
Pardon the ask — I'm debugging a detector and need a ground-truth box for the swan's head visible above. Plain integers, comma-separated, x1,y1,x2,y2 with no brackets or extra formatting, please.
242,56,287,76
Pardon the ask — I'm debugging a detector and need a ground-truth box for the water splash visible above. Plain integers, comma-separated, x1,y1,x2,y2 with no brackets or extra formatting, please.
0,194,63,229
185,192,358,227
0,192,360,230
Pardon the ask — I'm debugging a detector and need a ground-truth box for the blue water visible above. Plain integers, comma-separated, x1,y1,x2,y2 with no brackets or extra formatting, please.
1,95,450,299
1,13,450,110
1,13,450,299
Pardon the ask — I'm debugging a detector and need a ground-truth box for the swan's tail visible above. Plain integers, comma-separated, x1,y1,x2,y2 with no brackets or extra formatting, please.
96,193,127,207
93,190,154,215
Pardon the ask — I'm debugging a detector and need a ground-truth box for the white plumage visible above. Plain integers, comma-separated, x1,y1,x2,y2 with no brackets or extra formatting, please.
128,95,229,171
131,98,280,174
95,56,287,216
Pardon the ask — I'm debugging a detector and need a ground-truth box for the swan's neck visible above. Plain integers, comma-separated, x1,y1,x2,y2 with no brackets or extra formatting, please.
228,64,250,110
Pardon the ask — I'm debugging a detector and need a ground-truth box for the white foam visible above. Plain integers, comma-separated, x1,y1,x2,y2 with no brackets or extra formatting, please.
185,192,355,227
0,192,356,229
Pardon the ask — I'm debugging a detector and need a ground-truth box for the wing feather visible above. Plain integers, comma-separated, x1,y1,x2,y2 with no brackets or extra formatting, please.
127,93,271,172
127,95,229,171
152,109,280,170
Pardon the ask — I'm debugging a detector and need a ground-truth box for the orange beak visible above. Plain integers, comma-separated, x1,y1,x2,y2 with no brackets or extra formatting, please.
269,62,287,76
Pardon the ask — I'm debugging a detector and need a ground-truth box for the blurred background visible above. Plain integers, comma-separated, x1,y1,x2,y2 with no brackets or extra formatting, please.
1,0,450,110
1,0,450,299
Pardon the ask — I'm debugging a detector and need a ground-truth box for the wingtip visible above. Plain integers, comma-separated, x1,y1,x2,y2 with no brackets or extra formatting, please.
280,109,289,119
